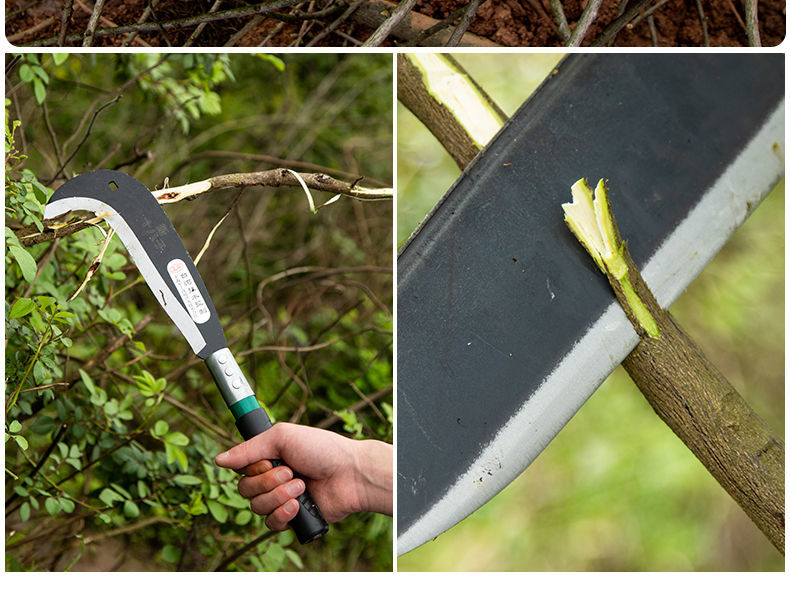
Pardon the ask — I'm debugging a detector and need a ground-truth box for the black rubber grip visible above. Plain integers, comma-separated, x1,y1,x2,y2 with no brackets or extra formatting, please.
234,408,329,544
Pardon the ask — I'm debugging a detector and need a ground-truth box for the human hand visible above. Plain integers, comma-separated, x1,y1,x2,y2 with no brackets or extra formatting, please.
215,423,392,531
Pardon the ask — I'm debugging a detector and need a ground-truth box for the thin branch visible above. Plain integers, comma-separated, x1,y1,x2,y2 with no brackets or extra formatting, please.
185,0,223,47
82,0,107,47
362,0,420,46
590,0,653,46
16,170,391,247
47,95,121,183
566,0,604,46
59,0,75,46
122,0,161,47
28,0,306,46
549,0,571,41
744,0,761,46
695,0,710,47
306,0,367,46
7,16,56,43
447,0,482,47
214,530,276,571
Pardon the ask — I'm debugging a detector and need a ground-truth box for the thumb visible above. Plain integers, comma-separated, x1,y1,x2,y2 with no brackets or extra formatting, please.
215,424,287,470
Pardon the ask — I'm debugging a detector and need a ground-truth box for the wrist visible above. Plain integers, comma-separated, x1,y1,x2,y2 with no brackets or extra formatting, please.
351,439,393,516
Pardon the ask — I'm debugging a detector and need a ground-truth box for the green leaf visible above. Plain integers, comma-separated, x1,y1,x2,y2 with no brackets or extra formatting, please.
29,415,54,435
9,245,37,283
161,544,180,564
33,77,46,104
9,297,36,319
98,488,123,507
207,500,228,523
59,497,75,514
234,509,252,526
173,474,201,486
8,420,22,434
78,369,95,395
256,54,286,72
14,435,28,451
152,420,169,437
284,548,304,569
53,54,69,66
19,64,34,82
19,502,30,522
44,496,61,515
165,432,189,447
124,501,140,518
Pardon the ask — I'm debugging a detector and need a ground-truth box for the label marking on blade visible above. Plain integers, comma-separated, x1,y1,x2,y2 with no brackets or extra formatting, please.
167,259,210,324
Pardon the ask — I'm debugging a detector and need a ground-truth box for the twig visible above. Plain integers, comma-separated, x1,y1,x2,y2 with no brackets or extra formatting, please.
48,95,121,183
193,188,244,265
628,0,670,28
58,0,74,46
407,4,471,45
306,0,367,46
122,0,161,47
17,171,391,247
82,0,107,47
75,0,149,46
549,0,571,41
29,0,306,46
725,0,747,31
695,0,710,47
7,16,56,43
224,14,264,46
566,0,604,46
185,0,223,47
214,530,276,571
524,0,560,37
647,15,658,45
172,149,384,185
362,0,420,46
744,0,761,46
590,0,653,46
447,0,482,47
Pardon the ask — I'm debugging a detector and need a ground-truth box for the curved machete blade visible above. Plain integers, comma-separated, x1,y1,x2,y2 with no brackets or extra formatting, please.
397,54,784,554
44,170,226,359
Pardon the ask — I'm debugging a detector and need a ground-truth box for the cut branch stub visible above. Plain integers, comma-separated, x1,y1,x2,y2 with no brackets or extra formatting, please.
562,178,785,554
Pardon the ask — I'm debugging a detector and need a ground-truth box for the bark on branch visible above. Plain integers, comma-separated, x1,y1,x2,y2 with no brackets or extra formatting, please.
15,169,392,247
563,179,784,553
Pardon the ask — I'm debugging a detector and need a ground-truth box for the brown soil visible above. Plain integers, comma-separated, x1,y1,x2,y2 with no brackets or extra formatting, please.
5,0,787,46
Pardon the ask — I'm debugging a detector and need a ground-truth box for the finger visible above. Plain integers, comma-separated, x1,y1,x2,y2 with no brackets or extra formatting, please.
265,499,301,532
237,459,274,477
249,478,305,517
215,424,288,470
237,466,293,499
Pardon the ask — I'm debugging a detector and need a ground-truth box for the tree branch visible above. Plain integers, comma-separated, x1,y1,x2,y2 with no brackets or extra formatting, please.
15,169,392,247
563,178,784,553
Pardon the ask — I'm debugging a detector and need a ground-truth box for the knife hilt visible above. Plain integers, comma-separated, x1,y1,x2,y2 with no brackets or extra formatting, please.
206,348,329,544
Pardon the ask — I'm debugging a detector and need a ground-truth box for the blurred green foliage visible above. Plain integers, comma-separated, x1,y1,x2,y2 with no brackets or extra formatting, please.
397,54,783,571
6,53,392,572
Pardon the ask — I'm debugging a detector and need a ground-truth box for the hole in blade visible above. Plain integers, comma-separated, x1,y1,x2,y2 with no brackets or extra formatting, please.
108,181,118,191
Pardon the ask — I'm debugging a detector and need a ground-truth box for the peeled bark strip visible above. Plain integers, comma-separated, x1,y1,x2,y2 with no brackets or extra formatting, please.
565,181,785,553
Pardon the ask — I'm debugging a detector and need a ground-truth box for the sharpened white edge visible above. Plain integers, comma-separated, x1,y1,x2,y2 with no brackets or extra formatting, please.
397,101,784,556
43,197,207,355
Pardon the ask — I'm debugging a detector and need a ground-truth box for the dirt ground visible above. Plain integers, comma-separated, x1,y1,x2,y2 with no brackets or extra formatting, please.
6,0,786,47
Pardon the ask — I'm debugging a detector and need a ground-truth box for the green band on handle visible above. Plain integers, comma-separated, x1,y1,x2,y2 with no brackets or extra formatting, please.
229,395,260,420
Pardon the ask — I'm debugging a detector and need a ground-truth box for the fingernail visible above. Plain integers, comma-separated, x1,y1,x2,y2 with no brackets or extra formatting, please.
283,500,298,516
287,479,305,497
215,451,229,464
275,468,293,483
